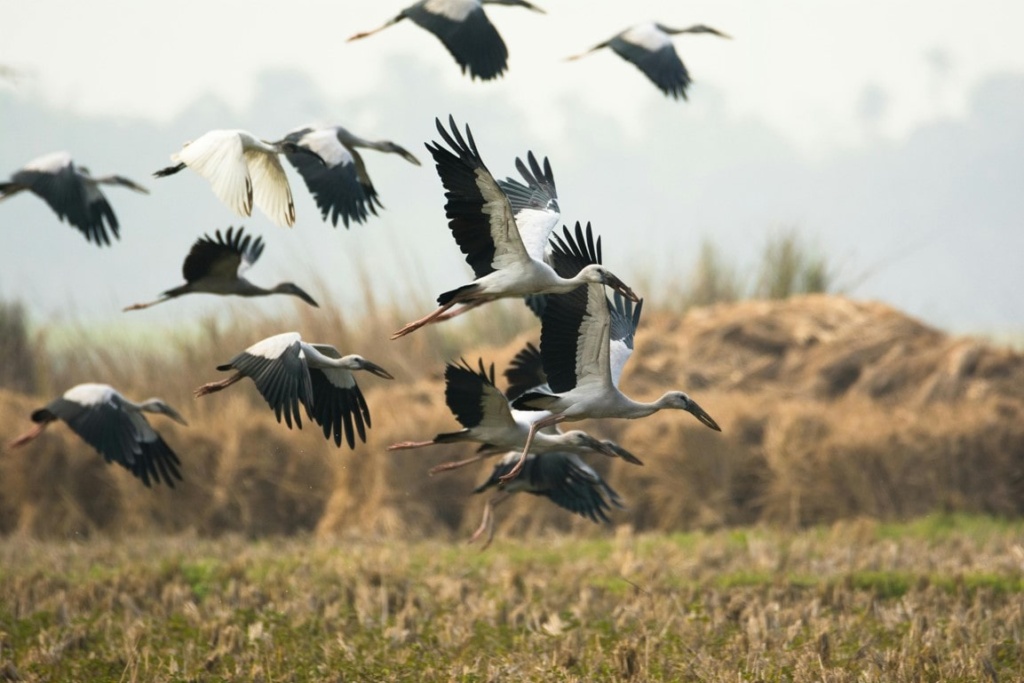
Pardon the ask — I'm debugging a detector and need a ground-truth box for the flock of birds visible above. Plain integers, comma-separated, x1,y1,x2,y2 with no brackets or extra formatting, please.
3,0,729,545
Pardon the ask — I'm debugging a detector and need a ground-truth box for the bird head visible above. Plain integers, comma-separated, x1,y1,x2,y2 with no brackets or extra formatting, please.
274,283,320,307
561,430,619,458
343,356,395,380
661,392,721,431
580,265,640,302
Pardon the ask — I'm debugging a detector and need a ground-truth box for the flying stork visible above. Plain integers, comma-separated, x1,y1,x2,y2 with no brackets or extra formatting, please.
503,224,723,481
281,124,421,228
123,226,318,311
154,129,325,228
390,116,638,338
194,332,394,448
469,449,625,548
387,354,642,472
8,383,186,488
0,151,148,246
348,0,545,81
568,23,731,100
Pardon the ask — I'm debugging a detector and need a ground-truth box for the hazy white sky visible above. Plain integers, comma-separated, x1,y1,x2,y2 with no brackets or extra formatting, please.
2,0,1023,335
5,1,1024,153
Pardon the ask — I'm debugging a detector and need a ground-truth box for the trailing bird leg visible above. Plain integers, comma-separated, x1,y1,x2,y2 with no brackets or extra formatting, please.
428,453,486,475
386,439,439,451
153,162,186,178
7,420,50,449
123,296,169,311
469,492,510,550
193,372,244,398
430,300,488,323
346,15,402,42
390,301,458,339
499,413,567,483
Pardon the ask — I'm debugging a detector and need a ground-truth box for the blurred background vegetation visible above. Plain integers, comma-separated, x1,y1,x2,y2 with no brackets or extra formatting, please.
2,230,1021,540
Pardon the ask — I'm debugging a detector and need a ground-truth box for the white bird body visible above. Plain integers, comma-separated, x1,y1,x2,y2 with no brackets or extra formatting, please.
1,151,149,245
503,244,722,481
156,129,322,227
620,22,672,51
424,0,479,22
386,356,640,472
568,22,731,100
349,0,544,81
282,124,420,228
391,117,637,338
194,331,394,448
8,383,187,488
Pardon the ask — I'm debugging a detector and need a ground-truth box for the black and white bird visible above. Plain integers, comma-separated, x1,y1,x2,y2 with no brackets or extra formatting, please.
568,23,731,100
194,332,394,448
387,355,641,472
123,226,318,310
391,116,638,338
281,125,421,228
8,383,186,488
348,0,545,81
469,449,625,548
0,151,148,246
154,129,325,227
503,226,722,481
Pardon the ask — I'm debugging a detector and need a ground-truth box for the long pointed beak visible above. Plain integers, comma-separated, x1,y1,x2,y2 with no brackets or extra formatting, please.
607,275,640,303
579,435,634,462
165,406,189,426
362,361,395,380
393,145,421,166
295,288,320,308
600,440,644,466
112,176,150,194
687,399,721,432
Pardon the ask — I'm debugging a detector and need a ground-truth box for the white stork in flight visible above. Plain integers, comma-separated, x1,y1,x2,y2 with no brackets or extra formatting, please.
0,151,148,246
568,23,731,101
154,130,325,228
348,0,545,81
504,223,723,481
280,124,421,228
123,226,318,310
194,332,394,449
391,115,638,339
387,352,642,472
8,383,186,488
469,449,625,549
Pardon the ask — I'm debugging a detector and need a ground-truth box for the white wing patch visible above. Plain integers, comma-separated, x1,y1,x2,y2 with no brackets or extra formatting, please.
64,382,115,407
424,0,478,22
621,23,671,51
319,367,357,390
298,129,353,169
575,283,614,391
23,151,72,173
516,208,560,263
246,331,302,360
476,168,530,271
178,130,253,218
608,337,634,389
246,148,296,227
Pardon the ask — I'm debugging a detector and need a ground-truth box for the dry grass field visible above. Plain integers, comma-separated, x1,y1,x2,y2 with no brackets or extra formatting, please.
1,516,1022,681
